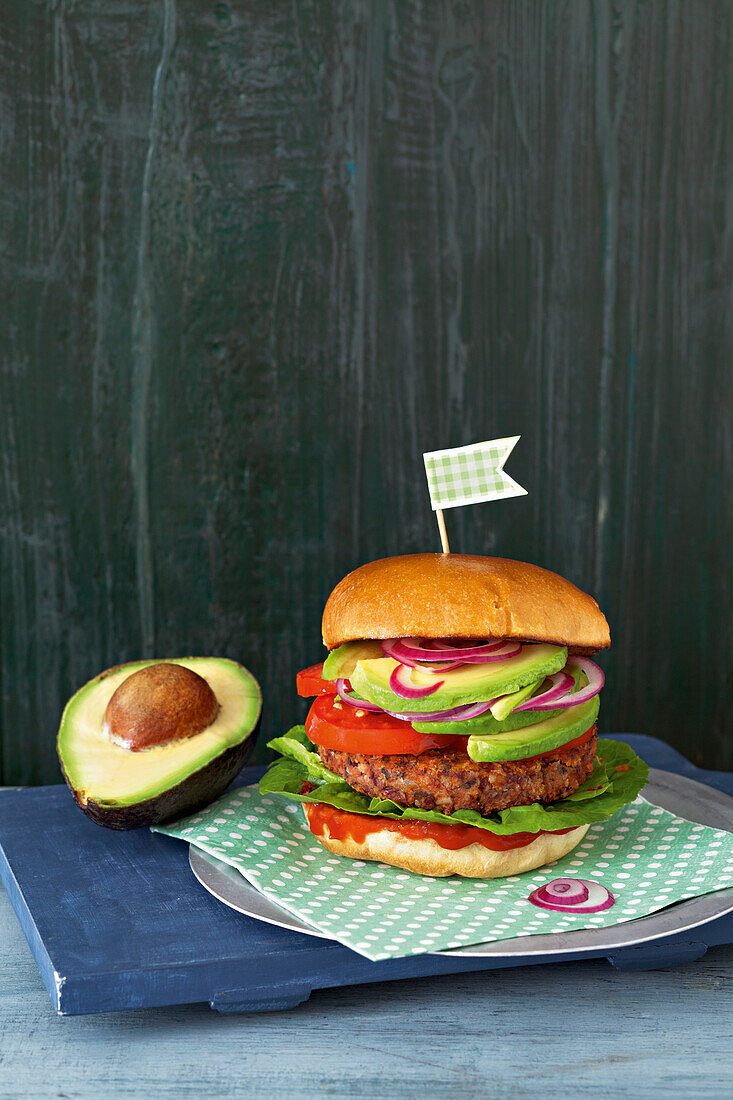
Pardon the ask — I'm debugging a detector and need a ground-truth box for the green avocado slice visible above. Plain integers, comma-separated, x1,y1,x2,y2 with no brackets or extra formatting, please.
57,657,261,829
350,643,567,714
466,695,600,762
412,664,584,736
489,678,540,721
323,640,383,679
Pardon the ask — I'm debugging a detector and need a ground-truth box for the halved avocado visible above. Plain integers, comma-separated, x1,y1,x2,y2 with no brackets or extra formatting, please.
57,657,261,829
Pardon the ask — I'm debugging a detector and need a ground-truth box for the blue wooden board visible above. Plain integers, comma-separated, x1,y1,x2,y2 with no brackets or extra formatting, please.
1,734,732,1016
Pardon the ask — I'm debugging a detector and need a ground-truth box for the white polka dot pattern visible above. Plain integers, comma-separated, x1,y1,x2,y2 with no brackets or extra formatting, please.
153,793,733,962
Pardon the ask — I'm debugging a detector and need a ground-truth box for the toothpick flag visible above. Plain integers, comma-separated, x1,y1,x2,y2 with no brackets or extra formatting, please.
423,436,527,552
423,436,527,510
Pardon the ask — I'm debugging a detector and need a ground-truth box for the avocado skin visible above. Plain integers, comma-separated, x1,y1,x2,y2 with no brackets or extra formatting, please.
62,722,259,830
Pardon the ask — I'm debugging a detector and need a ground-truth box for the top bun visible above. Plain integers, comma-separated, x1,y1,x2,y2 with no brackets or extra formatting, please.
322,554,610,652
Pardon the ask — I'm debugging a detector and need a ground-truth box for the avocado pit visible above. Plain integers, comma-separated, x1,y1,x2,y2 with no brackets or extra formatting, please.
57,657,261,829
104,662,219,751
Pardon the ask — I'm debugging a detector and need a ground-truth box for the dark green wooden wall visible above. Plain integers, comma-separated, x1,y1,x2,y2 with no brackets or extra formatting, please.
1,0,730,785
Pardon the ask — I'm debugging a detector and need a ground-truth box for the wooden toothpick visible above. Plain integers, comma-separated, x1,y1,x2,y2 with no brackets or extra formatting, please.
436,509,450,554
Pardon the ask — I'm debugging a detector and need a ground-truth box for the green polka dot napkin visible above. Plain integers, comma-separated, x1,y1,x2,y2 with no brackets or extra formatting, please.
153,789,733,962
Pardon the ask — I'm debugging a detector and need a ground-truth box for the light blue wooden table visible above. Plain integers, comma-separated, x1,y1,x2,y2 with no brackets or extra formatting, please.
1,876,731,1098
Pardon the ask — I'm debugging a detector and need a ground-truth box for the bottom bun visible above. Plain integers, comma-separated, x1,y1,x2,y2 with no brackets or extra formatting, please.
302,804,589,878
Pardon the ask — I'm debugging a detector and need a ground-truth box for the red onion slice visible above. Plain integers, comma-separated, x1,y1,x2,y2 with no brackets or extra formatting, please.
536,877,589,904
383,638,522,664
453,642,522,663
335,679,383,712
529,878,615,913
516,657,605,712
418,638,511,657
513,671,575,712
335,680,496,723
389,663,444,700
560,657,605,706
380,640,464,672
384,699,498,722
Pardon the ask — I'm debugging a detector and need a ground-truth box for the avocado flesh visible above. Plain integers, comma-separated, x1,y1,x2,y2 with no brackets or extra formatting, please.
74,738,257,831
489,678,539,721
466,695,600,762
350,643,567,714
57,657,261,827
323,640,383,679
413,665,583,736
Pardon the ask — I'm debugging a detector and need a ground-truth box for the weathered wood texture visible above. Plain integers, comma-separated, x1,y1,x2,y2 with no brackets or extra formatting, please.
0,1,730,784
1,878,732,1099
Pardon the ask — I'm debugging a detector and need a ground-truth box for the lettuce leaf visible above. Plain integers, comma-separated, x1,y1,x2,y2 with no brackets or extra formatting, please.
259,728,649,836
267,728,342,783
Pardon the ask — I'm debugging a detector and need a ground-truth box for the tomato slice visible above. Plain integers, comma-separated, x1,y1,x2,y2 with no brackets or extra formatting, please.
296,663,339,697
305,694,466,756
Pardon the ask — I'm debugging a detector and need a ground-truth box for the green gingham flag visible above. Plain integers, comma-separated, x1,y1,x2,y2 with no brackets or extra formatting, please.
423,436,527,510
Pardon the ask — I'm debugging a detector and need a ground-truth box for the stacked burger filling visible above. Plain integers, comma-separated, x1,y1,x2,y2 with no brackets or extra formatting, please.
299,637,603,813
261,555,648,878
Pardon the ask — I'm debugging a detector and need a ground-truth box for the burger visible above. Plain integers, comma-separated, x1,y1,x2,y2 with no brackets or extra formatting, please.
261,554,648,878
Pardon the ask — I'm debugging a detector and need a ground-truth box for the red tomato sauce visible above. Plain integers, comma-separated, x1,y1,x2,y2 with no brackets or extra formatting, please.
304,801,574,852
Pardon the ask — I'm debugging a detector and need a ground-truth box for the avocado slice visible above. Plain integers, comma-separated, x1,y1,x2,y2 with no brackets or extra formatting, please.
466,695,600,762
412,664,584,735
489,678,541,721
350,643,567,714
57,657,261,829
322,640,384,680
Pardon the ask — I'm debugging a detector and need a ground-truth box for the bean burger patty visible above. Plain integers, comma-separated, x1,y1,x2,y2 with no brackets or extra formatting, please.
317,728,598,815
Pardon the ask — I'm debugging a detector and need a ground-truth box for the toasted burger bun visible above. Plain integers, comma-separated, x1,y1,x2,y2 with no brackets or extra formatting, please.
303,804,589,878
322,553,609,652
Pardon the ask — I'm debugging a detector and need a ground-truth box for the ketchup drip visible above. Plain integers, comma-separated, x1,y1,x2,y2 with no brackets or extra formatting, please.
305,801,574,852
